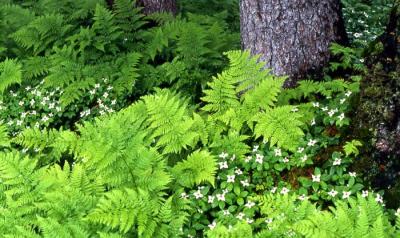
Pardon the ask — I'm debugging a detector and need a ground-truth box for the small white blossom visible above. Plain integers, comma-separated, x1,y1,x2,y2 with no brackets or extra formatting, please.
252,145,259,152
245,201,255,208
312,102,319,107
291,107,298,112
333,158,342,166
216,193,225,201
340,98,346,104
349,172,357,177
342,191,351,199
56,106,62,112
328,110,335,117
274,148,282,156
395,208,400,217
235,168,243,175
255,154,264,164
298,194,308,201
300,155,308,163
219,161,228,169
223,210,230,216
280,187,289,195
282,157,289,163
312,174,321,183
362,190,369,198
219,152,228,159
246,218,254,224
321,106,328,111
328,189,338,197
375,194,384,204
265,218,273,224
208,221,216,230
236,212,245,220
107,85,113,91
42,115,49,122
208,195,215,204
181,192,189,199
111,99,117,105
30,99,35,106
16,120,23,126
297,147,304,153
311,118,316,126
230,155,236,161
271,187,277,193
345,91,352,97
103,92,109,98
354,32,362,38
244,156,252,163
227,175,235,183
94,84,100,88
240,179,250,187
307,139,317,146
193,190,203,199
338,113,345,121
89,89,96,95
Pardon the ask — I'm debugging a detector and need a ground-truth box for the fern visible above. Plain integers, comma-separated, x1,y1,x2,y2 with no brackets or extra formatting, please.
254,106,304,151
0,59,22,94
172,150,217,187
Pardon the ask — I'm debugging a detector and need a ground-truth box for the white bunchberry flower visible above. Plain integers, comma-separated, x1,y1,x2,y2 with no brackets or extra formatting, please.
321,106,328,111
236,212,245,220
49,102,55,109
30,99,35,106
354,32,362,38
219,152,228,159
274,148,282,156
333,158,342,166
395,208,400,217
375,194,383,204
291,107,299,112
56,106,62,112
297,147,304,153
16,120,23,126
240,179,250,187
338,113,345,121
342,191,351,199
311,118,316,126
340,98,346,104
300,155,308,163
216,193,225,201
298,194,308,200
102,78,108,83
255,154,264,164
362,190,369,198
282,157,289,163
227,175,235,183
25,86,31,91
345,91,352,97
265,218,273,224
42,115,49,122
328,189,338,197
208,221,216,230
107,85,113,91
235,168,243,175
280,187,290,195
35,122,40,128
328,110,335,117
307,139,317,146
349,172,357,177
312,174,321,183
193,190,203,199
111,99,117,105
246,218,254,224
312,102,319,107
245,156,252,163
230,155,236,161
94,84,100,88
103,92,109,98
22,148,29,153
89,89,96,95
181,192,189,199
245,201,255,208
208,195,215,204
218,161,228,169
223,210,230,216
18,101,24,106
252,145,259,152
271,187,277,193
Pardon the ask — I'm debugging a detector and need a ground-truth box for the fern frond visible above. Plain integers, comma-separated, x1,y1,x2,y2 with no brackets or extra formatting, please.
0,59,22,94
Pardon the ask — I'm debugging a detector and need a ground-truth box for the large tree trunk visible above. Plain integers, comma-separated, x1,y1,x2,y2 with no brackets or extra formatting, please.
137,0,177,15
240,0,347,87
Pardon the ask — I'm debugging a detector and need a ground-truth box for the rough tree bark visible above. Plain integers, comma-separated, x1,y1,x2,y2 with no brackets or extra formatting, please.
136,0,177,15
240,0,348,87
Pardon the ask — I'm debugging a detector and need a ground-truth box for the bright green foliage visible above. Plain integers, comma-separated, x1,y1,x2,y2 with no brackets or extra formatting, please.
344,140,363,156
254,106,304,152
0,59,22,94
172,150,217,187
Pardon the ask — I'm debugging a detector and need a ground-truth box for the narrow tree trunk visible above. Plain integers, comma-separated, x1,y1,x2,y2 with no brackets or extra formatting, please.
240,0,347,87
137,0,177,15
